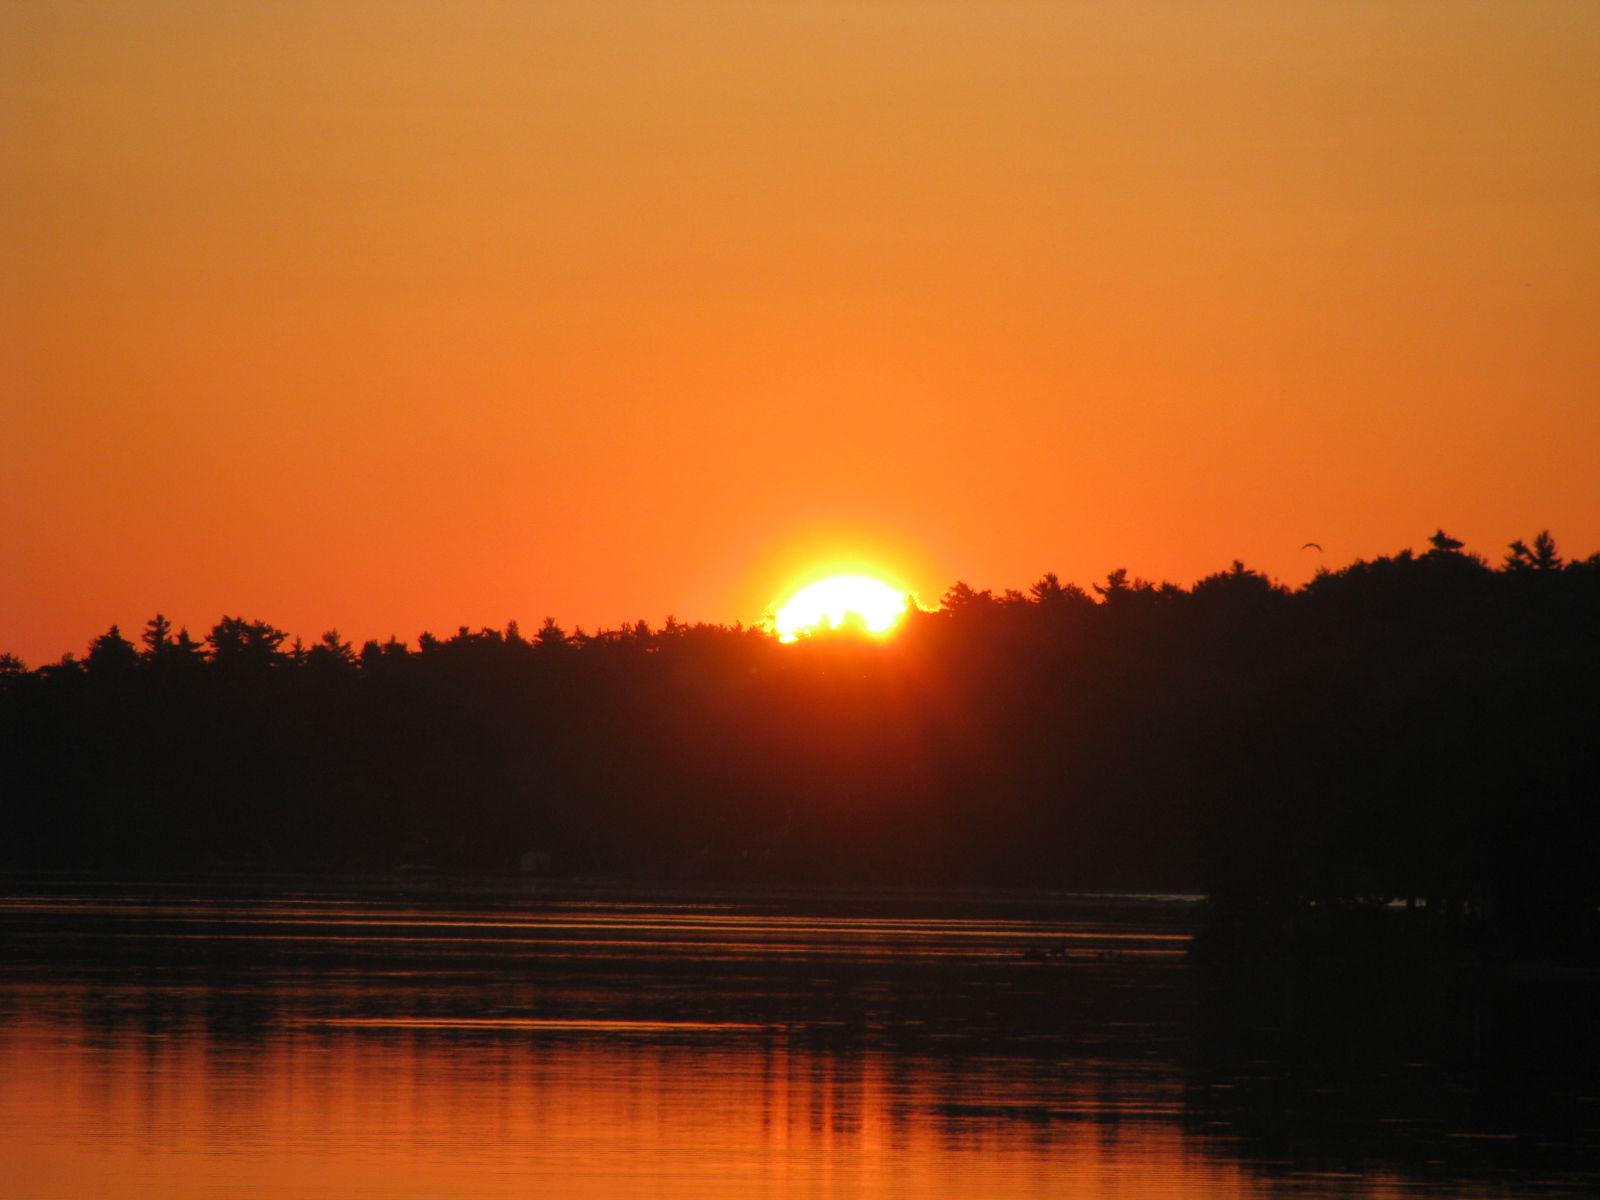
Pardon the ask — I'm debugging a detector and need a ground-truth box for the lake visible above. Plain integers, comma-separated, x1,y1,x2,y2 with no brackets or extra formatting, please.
0,879,1593,1198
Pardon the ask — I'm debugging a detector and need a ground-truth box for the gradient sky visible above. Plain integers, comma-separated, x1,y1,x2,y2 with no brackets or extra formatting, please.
6,1,1599,664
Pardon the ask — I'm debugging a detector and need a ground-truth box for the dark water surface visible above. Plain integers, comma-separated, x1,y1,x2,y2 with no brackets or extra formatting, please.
1,879,1593,1198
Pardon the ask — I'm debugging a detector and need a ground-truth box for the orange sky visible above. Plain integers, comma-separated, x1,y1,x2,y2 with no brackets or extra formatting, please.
6,1,1599,664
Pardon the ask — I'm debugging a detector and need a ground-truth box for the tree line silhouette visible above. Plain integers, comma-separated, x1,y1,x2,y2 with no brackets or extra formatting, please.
3,530,1596,947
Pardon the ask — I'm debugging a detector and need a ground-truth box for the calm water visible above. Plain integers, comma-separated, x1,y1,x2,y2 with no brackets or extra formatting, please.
0,881,1593,1199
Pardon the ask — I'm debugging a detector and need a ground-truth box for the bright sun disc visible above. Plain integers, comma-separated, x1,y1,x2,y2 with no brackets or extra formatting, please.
775,575,907,643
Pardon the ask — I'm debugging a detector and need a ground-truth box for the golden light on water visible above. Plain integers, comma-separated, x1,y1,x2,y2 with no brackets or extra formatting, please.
774,575,908,642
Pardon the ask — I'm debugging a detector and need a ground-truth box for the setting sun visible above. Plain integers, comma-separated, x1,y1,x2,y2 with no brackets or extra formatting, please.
774,575,908,643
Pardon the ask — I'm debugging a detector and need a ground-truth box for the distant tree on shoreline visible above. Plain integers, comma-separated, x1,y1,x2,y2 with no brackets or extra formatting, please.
2,530,1596,948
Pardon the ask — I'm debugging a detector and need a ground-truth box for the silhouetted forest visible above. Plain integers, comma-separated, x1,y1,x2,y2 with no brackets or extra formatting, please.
3,531,1597,950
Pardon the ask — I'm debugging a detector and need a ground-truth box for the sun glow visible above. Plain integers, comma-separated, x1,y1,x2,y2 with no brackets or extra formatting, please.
774,575,908,643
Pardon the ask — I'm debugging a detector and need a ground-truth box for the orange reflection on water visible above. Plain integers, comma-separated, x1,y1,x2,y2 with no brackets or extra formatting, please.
2,891,1551,1200
0,1007,1248,1200
0,995,1461,1200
